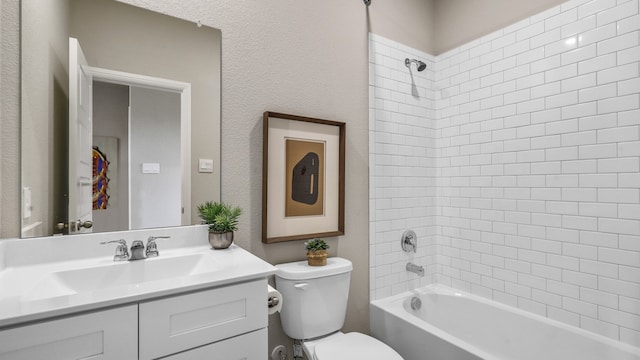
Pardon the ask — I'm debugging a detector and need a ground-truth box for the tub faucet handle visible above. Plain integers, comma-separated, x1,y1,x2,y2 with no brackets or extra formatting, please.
401,230,417,253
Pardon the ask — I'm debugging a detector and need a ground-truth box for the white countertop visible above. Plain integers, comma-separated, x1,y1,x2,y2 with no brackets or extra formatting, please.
0,227,277,328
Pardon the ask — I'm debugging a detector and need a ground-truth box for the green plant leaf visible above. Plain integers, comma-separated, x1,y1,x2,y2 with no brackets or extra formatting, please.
304,238,329,251
196,201,243,233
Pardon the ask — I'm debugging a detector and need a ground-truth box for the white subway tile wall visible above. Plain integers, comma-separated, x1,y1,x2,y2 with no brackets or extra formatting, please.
368,33,438,300
369,0,640,348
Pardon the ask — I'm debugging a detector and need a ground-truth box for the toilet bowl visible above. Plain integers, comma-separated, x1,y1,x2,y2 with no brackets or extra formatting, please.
275,257,403,360
303,331,403,360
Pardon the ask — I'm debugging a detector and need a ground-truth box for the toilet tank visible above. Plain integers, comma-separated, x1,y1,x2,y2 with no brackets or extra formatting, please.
275,257,353,340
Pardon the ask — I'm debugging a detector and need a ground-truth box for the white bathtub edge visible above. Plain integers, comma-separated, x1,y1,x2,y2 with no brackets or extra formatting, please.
370,283,640,359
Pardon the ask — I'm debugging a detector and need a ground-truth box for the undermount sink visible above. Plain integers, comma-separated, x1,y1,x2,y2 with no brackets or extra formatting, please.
25,253,220,301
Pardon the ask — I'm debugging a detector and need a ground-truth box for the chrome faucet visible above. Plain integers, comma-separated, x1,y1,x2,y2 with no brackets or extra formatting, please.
100,239,144,261
145,236,170,258
129,240,146,261
406,262,425,277
102,236,171,261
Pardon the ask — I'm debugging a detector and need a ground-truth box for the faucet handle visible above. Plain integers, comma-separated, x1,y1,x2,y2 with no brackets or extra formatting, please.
100,239,129,261
401,230,417,253
146,236,170,258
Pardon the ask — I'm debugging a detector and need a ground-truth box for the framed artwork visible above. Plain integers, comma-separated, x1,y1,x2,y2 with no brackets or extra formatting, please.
92,136,119,210
262,111,345,243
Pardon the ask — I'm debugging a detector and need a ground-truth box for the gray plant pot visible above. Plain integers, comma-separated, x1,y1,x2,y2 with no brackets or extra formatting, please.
209,231,234,249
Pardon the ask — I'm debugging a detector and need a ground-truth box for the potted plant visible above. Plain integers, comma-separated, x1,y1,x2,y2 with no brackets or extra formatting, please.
304,238,329,266
196,201,242,249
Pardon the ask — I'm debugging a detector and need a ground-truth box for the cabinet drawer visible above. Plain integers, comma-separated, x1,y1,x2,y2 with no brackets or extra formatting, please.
163,328,267,360
139,279,266,360
0,305,137,360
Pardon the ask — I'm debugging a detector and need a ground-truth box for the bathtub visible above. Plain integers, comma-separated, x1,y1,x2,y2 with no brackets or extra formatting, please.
370,284,640,360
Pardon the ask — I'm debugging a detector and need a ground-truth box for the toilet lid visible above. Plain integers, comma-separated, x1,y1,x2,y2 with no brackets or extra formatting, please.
314,333,403,360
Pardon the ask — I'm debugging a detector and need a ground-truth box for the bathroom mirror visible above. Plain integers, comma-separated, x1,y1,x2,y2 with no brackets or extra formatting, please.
20,0,221,238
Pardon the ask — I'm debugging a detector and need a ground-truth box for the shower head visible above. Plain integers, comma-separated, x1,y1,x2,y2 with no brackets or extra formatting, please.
405,58,427,72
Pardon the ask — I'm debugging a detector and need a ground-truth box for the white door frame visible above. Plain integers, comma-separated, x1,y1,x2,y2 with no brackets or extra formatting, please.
88,66,192,226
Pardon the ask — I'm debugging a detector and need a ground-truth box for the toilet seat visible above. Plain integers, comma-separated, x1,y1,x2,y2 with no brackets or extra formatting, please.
313,332,403,360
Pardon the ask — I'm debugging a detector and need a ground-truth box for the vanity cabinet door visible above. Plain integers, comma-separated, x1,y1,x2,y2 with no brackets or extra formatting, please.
139,279,266,360
162,328,267,360
0,305,138,360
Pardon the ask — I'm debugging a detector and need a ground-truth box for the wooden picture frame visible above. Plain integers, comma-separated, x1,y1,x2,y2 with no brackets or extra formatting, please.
262,111,345,243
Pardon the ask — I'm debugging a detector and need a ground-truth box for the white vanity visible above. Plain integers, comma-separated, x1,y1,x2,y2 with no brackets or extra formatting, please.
0,226,276,359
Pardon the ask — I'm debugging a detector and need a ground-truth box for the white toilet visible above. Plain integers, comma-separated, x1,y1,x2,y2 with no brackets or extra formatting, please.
275,257,403,360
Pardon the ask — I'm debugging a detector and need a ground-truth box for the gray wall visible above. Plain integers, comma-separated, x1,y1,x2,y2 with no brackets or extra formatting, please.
0,0,570,355
1,0,20,238
368,0,435,54
433,0,568,54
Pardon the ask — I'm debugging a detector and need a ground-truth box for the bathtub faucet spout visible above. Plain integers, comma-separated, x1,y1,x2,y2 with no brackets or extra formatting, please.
406,262,425,277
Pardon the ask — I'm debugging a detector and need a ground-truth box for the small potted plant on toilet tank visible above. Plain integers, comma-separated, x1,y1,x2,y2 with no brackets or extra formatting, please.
304,238,329,266
196,201,242,249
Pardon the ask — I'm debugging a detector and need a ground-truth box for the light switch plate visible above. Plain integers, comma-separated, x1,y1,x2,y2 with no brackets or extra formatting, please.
199,159,214,173
142,163,160,174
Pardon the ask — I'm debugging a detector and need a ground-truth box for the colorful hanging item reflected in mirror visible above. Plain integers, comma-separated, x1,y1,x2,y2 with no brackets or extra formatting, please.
92,145,110,210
